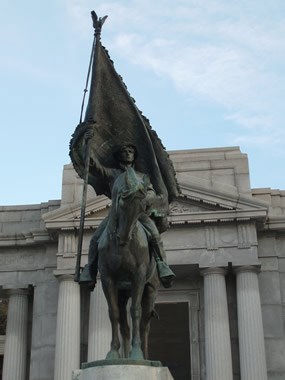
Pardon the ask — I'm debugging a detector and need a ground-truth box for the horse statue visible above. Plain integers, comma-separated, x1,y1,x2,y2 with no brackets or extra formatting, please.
97,167,160,360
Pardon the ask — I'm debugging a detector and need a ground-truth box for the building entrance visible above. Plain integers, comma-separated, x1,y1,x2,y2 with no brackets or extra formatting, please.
149,302,191,380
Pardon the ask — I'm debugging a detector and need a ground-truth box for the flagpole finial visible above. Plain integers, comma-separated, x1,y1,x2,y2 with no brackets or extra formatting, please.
91,11,108,39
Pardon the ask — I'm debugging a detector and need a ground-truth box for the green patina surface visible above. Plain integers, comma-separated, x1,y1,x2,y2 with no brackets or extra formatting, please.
81,359,162,369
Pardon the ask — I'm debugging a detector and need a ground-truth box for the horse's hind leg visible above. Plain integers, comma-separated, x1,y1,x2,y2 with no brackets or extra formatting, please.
101,277,121,360
118,291,130,358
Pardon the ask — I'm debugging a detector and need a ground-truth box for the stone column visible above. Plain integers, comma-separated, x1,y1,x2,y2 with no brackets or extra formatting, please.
202,267,233,380
88,279,111,361
2,288,29,380
235,266,267,380
54,275,80,380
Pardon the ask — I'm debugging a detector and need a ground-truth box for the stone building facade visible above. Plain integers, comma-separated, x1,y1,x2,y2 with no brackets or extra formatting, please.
0,146,284,380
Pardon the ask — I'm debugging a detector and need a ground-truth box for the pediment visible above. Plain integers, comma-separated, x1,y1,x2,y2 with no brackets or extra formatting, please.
43,195,111,230
168,182,268,225
43,179,268,231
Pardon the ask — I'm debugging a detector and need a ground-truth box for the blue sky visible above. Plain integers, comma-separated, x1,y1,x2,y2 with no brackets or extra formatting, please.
1,0,285,205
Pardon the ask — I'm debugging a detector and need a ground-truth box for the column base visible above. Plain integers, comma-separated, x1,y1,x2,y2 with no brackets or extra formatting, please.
72,360,174,380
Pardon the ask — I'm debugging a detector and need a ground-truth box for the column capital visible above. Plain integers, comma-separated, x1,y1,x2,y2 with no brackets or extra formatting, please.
234,265,260,275
53,269,76,282
201,266,227,277
1,285,32,298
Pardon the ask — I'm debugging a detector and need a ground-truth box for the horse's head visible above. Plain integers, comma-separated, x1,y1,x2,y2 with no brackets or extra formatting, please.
115,168,148,246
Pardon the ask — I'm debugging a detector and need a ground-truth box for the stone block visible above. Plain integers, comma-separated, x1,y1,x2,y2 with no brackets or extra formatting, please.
61,184,76,205
261,305,284,338
268,374,285,380
278,258,285,272
31,312,57,349
212,170,235,188
0,210,22,223
164,227,206,250
175,160,211,170
29,344,56,380
30,315,42,349
235,173,251,194
74,364,174,380
253,191,272,205
21,209,41,223
0,271,17,287
283,306,285,332
279,273,285,303
271,194,281,207
41,312,57,346
259,272,282,305
260,257,279,271
258,235,277,257
275,237,285,257
265,338,285,373
62,165,78,185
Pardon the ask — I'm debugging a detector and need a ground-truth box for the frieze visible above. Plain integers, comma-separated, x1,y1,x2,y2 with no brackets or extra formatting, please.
0,253,34,269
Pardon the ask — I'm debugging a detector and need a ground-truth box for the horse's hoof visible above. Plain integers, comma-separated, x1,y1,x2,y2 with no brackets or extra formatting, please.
130,347,144,361
105,350,120,360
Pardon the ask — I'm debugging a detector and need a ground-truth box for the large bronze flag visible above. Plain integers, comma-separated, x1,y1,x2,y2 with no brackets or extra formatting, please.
70,15,179,220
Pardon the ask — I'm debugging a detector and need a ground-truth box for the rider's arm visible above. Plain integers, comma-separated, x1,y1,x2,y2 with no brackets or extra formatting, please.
89,153,114,180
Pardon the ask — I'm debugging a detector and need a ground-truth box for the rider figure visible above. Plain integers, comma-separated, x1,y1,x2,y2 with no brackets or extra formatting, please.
79,129,175,290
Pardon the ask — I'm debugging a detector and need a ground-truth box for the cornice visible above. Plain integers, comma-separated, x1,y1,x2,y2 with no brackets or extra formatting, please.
261,216,285,231
0,229,54,247
42,182,269,232
168,208,267,226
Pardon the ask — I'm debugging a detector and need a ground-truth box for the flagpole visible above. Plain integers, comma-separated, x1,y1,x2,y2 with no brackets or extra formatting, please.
74,11,107,283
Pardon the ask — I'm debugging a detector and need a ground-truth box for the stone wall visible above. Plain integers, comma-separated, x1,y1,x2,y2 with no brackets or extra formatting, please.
253,189,285,380
0,201,60,380
0,147,284,379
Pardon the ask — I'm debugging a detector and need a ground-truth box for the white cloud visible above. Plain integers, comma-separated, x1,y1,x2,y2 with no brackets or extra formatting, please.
65,0,285,144
225,113,273,131
233,134,281,147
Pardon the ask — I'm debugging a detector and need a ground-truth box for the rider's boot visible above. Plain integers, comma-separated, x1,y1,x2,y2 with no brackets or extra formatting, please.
79,239,98,291
150,239,175,288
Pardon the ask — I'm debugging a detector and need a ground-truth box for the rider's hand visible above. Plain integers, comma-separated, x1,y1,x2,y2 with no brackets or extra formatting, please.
84,127,94,142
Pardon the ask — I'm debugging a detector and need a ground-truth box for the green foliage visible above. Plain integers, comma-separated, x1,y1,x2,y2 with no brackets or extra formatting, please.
0,299,8,335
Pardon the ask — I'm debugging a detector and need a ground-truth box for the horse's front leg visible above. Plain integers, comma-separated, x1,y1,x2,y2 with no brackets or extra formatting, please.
118,291,130,358
101,276,121,360
130,273,145,360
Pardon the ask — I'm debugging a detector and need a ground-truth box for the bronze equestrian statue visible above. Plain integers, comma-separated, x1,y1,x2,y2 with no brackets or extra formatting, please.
70,11,179,362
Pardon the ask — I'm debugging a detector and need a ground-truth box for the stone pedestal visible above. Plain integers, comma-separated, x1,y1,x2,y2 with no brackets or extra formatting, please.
72,363,174,380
